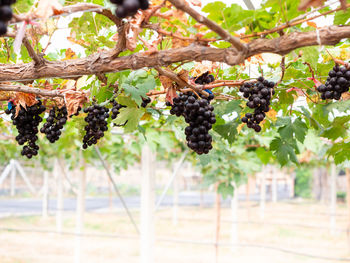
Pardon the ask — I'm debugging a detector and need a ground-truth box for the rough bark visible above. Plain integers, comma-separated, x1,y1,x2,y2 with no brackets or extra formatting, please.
0,26,349,82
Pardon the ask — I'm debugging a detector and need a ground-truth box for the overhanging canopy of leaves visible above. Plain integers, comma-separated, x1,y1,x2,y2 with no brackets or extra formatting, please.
0,0,349,191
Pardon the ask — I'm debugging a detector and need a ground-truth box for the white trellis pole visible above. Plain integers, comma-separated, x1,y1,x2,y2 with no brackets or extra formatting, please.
330,163,337,235
259,168,266,220
172,170,179,226
55,159,63,234
271,166,277,203
42,170,49,219
75,161,86,263
231,182,238,251
10,160,16,196
140,144,156,263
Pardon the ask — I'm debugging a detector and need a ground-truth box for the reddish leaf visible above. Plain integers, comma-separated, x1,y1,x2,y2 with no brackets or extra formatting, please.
166,85,178,105
298,0,326,11
63,90,89,117
14,92,38,116
308,77,323,87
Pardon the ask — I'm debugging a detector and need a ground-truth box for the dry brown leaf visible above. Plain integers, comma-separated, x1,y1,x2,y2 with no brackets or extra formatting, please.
298,0,326,10
14,92,38,116
64,90,89,117
126,12,146,51
191,62,213,77
160,75,173,90
166,85,178,104
33,0,63,20
342,92,350,100
171,37,193,49
67,36,90,47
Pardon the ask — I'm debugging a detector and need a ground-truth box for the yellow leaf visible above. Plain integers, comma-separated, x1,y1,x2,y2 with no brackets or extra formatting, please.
76,76,89,90
307,21,317,28
160,75,173,90
141,112,152,121
237,123,245,134
266,109,277,122
63,48,77,60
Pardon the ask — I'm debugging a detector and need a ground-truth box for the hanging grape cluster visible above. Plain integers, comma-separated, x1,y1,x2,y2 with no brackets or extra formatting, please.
110,100,125,120
193,72,215,85
82,104,110,149
0,0,16,35
317,65,350,100
240,77,275,133
166,73,216,155
110,0,149,18
169,92,216,155
141,97,151,108
5,101,46,159
40,106,68,143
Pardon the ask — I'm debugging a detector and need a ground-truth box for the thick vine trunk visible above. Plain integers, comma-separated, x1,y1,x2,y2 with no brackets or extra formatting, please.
0,26,349,82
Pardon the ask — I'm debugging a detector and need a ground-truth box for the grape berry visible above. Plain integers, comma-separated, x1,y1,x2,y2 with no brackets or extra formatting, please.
240,77,275,132
110,0,149,18
40,106,68,143
317,65,350,100
6,101,46,159
0,0,16,36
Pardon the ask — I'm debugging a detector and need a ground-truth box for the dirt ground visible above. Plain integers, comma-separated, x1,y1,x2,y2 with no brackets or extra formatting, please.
0,200,349,263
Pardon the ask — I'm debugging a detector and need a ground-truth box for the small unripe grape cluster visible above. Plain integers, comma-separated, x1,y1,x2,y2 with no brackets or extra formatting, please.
0,0,16,35
40,106,68,143
110,100,125,120
167,91,216,155
110,0,149,18
6,101,46,159
317,65,350,100
240,77,275,133
141,97,151,108
194,72,215,85
82,104,110,149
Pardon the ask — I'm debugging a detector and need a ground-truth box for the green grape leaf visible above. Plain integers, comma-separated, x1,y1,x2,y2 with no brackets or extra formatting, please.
214,121,238,144
270,137,298,166
115,107,145,132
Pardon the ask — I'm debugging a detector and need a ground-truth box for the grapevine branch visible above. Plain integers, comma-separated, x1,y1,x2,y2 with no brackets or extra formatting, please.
0,85,64,98
167,0,246,51
22,36,46,66
0,26,348,82
154,66,208,96
12,3,122,26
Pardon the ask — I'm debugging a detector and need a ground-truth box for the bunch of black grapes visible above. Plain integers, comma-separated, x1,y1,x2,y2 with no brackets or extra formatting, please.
141,97,151,108
317,65,350,100
40,106,68,143
240,77,275,133
0,0,16,35
194,72,215,85
6,101,46,159
110,0,149,18
82,104,110,149
167,91,216,155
